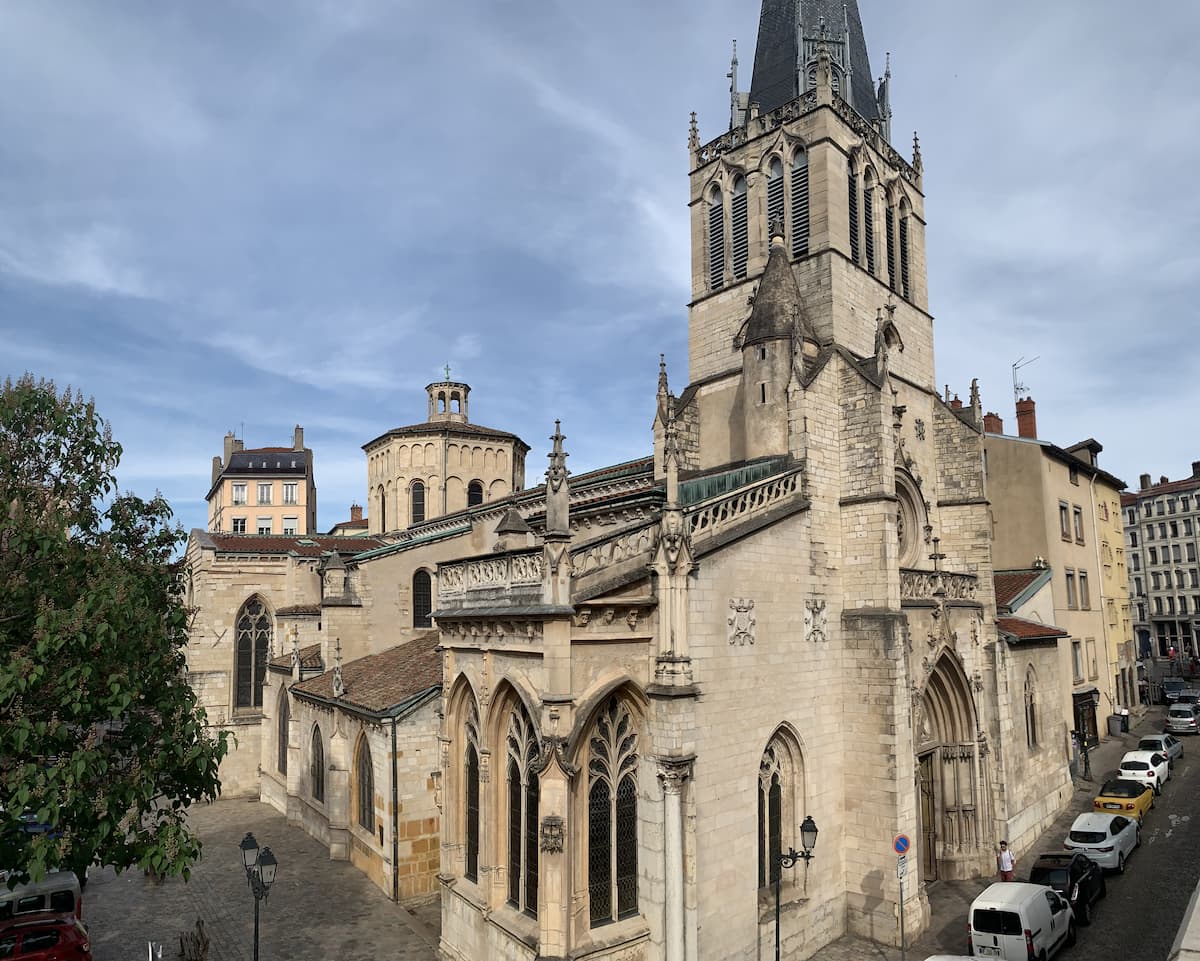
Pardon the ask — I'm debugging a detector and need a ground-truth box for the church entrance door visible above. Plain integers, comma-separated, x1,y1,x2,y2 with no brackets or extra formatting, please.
917,751,937,882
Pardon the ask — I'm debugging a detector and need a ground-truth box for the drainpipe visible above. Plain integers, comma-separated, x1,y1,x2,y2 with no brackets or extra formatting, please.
392,715,400,902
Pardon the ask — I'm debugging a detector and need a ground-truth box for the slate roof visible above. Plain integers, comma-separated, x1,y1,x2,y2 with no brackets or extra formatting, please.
292,632,442,715
195,530,386,558
1121,475,1200,506
997,617,1068,643
224,449,309,475
363,421,530,452
749,0,878,120
743,237,812,347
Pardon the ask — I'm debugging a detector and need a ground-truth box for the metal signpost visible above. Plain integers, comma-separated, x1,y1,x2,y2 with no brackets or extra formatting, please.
894,835,910,961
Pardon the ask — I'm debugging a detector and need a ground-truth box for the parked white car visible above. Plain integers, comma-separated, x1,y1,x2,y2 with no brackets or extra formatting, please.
1063,811,1140,872
1139,733,1184,765
1118,750,1170,793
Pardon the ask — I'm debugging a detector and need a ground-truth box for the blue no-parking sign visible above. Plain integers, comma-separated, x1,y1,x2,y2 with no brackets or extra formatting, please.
893,834,911,855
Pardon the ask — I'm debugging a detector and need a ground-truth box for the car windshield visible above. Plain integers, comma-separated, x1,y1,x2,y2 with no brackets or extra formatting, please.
974,909,1022,936
1069,830,1107,844
1169,707,1194,717
1121,761,1150,771
1140,739,1164,749
1030,867,1070,886
1164,679,1186,691
1100,780,1143,797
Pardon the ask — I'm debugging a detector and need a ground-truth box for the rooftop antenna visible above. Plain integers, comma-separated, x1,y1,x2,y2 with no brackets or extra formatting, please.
1012,356,1038,404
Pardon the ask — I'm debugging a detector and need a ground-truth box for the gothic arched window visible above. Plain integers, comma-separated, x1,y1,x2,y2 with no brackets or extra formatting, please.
588,696,639,926
276,691,289,776
708,187,725,290
790,148,810,258
310,725,325,803
847,158,860,263
467,480,484,507
235,596,271,709
758,730,804,889
356,738,375,833
1025,669,1039,749
731,175,748,280
412,481,426,525
464,703,481,883
378,484,387,532
766,157,785,242
862,168,876,276
506,701,540,917
413,570,433,628
899,199,912,300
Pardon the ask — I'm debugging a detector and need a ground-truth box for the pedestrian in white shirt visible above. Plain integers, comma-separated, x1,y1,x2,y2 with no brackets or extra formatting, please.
996,840,1015,881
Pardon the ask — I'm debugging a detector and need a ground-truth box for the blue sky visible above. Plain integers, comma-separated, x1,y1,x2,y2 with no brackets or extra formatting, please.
3,0,1199,533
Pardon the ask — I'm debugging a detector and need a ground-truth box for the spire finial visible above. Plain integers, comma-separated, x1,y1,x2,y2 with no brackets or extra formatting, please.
912,131,923,174
688,111,699,151
768,213,785,246
885,51,891,79
658,353,669,394
332,637,344,698
443,362,452,382
547,420,569,492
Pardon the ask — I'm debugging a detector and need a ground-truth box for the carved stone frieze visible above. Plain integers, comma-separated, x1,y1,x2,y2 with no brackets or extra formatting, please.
728,598,756,646
439,619,544,644
539,815,564,853
439,550,543,598
900,569,979,601
688,469,802,543
804,599,828,643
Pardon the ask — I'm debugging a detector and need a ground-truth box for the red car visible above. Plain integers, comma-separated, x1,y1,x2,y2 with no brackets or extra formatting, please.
0,913,92,960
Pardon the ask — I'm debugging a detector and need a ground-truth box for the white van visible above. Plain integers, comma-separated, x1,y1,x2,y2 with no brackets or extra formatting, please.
968,882,1074,960
0,870,83,922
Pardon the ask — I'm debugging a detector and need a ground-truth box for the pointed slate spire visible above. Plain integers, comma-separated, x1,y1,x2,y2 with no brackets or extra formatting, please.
743,231,812,348
748,0,879,121
495,506,532,536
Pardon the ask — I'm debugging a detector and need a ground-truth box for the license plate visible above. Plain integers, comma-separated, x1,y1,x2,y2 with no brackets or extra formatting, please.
1103,802,1122,809
976,948,1000,958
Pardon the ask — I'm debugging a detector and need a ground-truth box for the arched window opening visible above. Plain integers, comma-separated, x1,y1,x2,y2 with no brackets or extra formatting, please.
731,176,749,280
708,187,725,290
378,486,387,532
413,570,433,628
757,732,804,890
1025,670,1039,748
467,480,484,508
791,149,810,258
277,692,289,776
310,726,325,803
588,696,639,926
464,703,481,883
862,170,876,275
885,201,897,291
899,202,912,300
356,739,375,833
412,481,426,525
847,159,860,264
506,702,540,917
235,597,271,709
451,391,461,413
438,391,447,413
766,157,785,242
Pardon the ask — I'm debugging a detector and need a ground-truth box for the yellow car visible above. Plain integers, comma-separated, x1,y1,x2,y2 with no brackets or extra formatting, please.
1093,777,1155,824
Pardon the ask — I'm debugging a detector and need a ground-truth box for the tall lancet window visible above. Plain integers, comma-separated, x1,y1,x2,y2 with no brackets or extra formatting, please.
588,696,639,926
885,201,897,292
766,157,785,241
411,480,425,524
731,176,748,280
899,200,912,300
862,169,876,276
790,149,810,258
464,702,481,883
708,187,725,290
506,702,540,918
757,730,804,889
847,159,860,264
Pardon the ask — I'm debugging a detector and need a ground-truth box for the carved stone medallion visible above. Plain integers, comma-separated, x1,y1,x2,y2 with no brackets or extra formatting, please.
727,598,756,646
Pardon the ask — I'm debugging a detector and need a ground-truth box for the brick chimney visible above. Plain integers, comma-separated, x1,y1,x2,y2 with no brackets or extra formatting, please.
1015,397,1037,439
350,503,363,522
983,412,1004,434
293,425,304,451
223,430,238,463
949,394,963,410
211,456,223,485
1192,461,1200,479
1140,473,1152,490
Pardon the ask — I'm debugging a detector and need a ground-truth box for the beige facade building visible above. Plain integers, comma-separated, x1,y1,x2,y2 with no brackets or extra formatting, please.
364,378,529,534
207,425,317,536
983,399,1131,755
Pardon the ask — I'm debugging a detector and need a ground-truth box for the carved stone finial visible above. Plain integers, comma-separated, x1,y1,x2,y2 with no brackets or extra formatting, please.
768,213,785,246
912,131,923,173
547,420,569,491
332,637,344,698
688,111,699,151
545,419,571,537
658,353,668,395
290,626,300,680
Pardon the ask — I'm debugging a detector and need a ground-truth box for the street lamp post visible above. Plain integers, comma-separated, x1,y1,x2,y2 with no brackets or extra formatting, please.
775,815,819,961
239,833,279,961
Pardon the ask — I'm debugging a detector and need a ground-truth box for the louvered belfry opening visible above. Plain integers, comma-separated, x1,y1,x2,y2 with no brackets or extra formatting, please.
731,176,749,280
847,159,860,263
862,172,876,275
708,188,725,289
885,204,897,291
899,208,911,299
790,150,810,258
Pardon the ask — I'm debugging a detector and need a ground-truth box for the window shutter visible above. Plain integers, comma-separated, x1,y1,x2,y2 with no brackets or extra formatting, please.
899,213,911,299
708,191,725,289
847,162,860,263
885,205,897,291
731,178,748,280
791,152,810,258
863,181,875,274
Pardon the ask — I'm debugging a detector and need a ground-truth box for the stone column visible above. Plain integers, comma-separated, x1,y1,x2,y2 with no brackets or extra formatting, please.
658,757,693,961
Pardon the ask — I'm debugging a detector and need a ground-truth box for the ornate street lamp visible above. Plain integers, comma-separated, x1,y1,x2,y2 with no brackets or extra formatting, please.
775,815,819,961
239,833,279,961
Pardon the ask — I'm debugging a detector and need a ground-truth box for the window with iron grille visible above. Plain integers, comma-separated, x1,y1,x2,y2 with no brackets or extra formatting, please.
467,480,484,508
412,570,433,628
899,209,911,298
310,726,325,803
505,703,540,917
412,481,426,524
588,696,639,926
847,160,860,262
791,150,810,258
885,205,897,291
277,692,289,776
767,157,785,241
235,597,271,709
862,175,875,274
356,739,375,832
731,177,748,280
465,705,480,882
708,189,725,290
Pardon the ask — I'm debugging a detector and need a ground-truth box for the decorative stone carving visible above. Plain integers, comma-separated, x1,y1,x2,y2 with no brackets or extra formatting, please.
914,418,926,441
688,469,802,542
804,599,828,643
900,570,979,601
728,599,756,646
570,523,657,578
656,756,693,795
626,610,640,631
539,815,565,853
573,609,591,628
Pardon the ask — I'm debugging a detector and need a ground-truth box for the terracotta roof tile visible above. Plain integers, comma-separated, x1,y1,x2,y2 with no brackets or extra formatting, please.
1122,476,1200,505
997,616,1068,641
994,570,1044,609
206,534,386,557
269,643,323,670
293,632,442,713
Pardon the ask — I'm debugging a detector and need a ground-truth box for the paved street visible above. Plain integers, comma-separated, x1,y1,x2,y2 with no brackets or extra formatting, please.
83,798,439,961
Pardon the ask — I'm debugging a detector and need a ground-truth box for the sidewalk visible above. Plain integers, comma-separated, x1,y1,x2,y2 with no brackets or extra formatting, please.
808,709,1163,961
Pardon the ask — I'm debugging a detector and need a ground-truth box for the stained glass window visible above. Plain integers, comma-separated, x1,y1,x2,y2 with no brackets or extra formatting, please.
357,739,375,833
588,696,639,926
505,702,540,917
465,705,480,882
310,726,325,802
235,597,271,709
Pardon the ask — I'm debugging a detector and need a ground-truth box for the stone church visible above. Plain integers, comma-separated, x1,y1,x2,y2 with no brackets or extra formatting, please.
184,2,1072,959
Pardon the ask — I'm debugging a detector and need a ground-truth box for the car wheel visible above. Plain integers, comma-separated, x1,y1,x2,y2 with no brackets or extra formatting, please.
1117,853,1126,874
1135,826,1142,849
1066,921,1077,948
1154,780,1162,796
1078,897,1091,925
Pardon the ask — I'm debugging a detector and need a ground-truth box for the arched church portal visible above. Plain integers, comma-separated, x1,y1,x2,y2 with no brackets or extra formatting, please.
914,652,984,882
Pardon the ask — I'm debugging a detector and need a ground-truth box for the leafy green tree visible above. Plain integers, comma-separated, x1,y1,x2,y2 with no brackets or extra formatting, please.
0,374,229,885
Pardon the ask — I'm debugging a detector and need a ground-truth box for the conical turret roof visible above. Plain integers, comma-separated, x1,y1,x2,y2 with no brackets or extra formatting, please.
743,237,811,348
